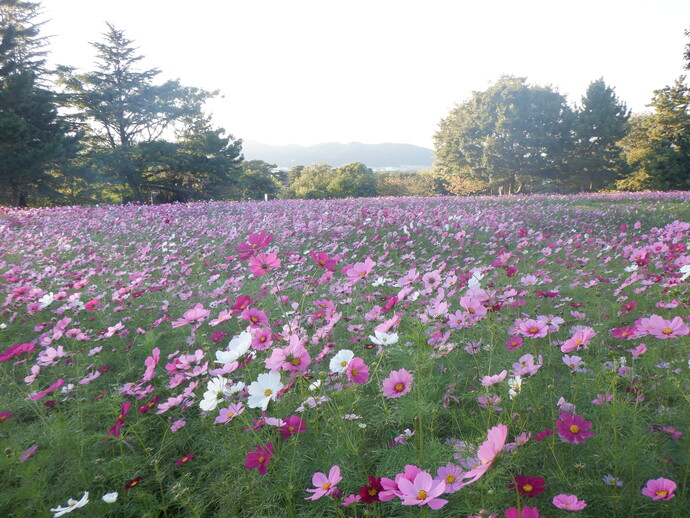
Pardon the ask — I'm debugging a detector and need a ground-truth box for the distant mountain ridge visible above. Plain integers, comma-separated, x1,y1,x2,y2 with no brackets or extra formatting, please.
242,140,433,170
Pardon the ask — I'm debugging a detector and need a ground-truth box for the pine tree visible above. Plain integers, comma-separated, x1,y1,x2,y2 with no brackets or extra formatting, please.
59,23,240,203
0,0,76,206
570,79,630,191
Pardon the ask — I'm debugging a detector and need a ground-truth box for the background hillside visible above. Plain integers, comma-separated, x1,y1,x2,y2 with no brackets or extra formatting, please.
242,141,434,170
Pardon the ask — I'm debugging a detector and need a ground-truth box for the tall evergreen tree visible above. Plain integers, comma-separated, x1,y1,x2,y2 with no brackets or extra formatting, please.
59,23,240,203
434,76,572,195
569,79,630,191
0,0,77,206
617,78,690,191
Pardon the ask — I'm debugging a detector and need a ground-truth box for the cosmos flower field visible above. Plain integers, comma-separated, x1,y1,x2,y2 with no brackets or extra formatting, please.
0,193,688,518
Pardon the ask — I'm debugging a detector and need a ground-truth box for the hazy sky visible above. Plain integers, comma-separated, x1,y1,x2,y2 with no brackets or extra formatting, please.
42,0,690,148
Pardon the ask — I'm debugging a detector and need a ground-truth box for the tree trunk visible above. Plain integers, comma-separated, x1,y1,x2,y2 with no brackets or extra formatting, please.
11,183,27,207
126,174,143,203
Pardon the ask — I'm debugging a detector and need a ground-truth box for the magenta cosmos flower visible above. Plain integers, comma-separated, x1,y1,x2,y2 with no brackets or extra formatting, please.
382,368,413,398
245,443,274,476
346,357,370,384
505,506,544,518
641,477,676,500
556,412,594,444
397,470,448,510
248,252,281,277
509,475,546,498
235,231,273,260
305,465,342,500
552,494,586,511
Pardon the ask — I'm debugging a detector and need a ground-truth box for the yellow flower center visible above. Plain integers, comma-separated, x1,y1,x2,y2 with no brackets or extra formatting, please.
322,482,331,490
258,456,265,463
529,327,538,334
250,316,258,322
523,484,533,492
417,490,428,500
395,383,404,392
656,490,668,497
291,357,301,366
288,426,295,432
341,361,347,367
368,488,377,496
264,389,273,397
351,368,359,376
445,475,456,483
661,328,672,335
569,425,580,434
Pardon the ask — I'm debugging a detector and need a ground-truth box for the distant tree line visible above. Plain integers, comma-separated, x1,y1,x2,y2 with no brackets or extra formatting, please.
1,1,689,207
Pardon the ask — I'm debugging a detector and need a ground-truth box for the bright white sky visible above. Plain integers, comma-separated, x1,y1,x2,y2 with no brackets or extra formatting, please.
42,0,690,148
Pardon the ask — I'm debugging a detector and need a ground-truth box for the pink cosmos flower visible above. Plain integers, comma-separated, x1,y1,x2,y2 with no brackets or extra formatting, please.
461,423,508,486
552,494,586,511
249,252,281,277
641,477,676,500
171,304,210,328
505,506,544,518
265,337,311,374
19,444,38,462
280,415,307,438
628,343,647,358
434,463,465,494
379,465,422,502
481,370,507,386
141,347,160,382
561,327,596,353
396,470,448,509
241,307,269,328
505,336,523,351
310,250,337,272
343,257,376,284
245,443,274,476
382,368,413,398
214,403,245,425
342,494,361,507
646,315,689,339
516,319,548,339
175,453,194,466
235,231,273,260
28,378,65,401
0,411,12,423
0,342,35,363
305,465,342,500
346,357,370,384
556,412,594,444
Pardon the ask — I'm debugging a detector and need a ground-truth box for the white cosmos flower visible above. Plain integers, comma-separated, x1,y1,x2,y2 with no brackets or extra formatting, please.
329,349,355,373
199,376,233,412
680,264,690,281
39,292,54,308
508,376,522,400
102,492,118,504
215,331,252,364
369,331,399,346
468,270,484,289
247,371,284,411
51,491,89,517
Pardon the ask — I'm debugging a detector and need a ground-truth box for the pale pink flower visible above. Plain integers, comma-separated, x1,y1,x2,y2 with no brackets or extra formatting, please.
248,252,281,277
641,477,676,500
481,370,507,386
382,368,413,398
461,424,508,486
343,257,376,284
305,465,343,500
397,469,448,509
552,494,586,511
